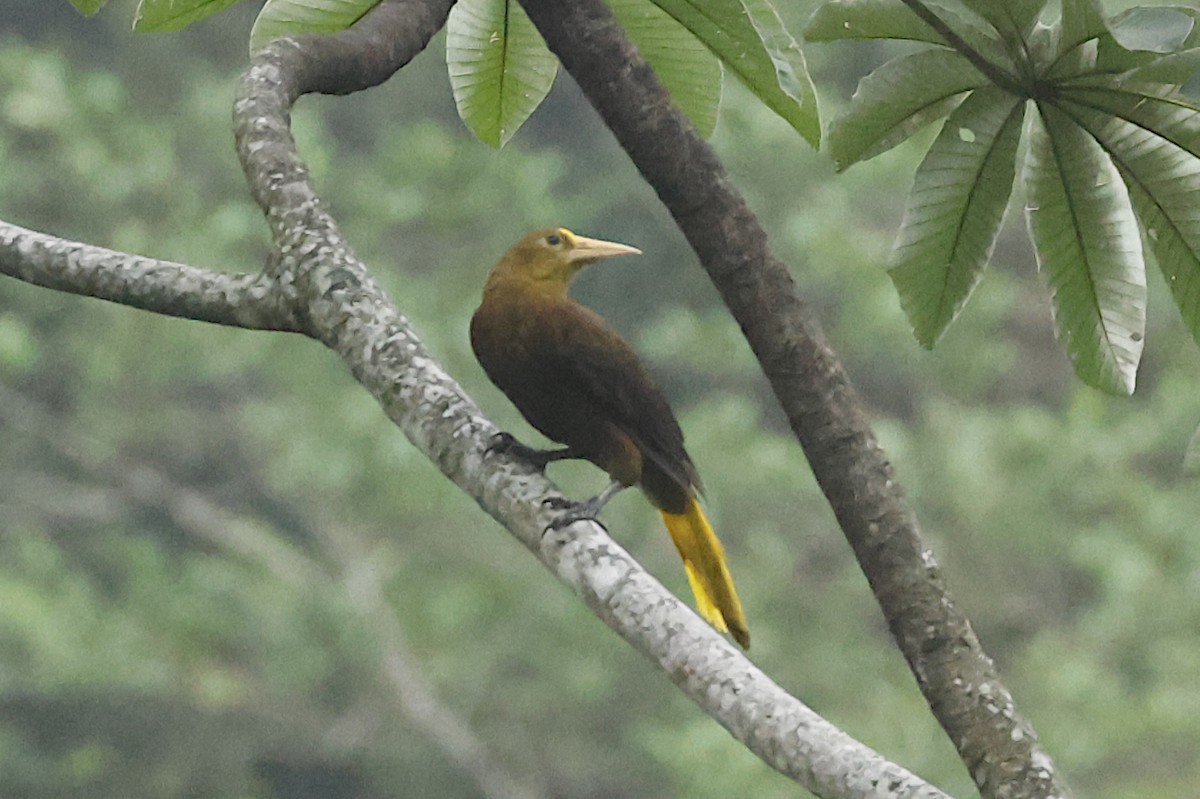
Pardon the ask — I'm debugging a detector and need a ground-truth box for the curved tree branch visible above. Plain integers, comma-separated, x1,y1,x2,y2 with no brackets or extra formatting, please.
516,1,1069,798
0,221,300,332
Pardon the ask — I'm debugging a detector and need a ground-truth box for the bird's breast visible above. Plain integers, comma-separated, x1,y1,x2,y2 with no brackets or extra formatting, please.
471,291,567,402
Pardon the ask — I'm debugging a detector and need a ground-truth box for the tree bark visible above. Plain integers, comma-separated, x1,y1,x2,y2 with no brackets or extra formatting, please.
0,222,300,331
516,1,1070,798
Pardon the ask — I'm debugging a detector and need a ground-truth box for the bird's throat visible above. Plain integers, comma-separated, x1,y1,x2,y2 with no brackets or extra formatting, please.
483,273,573,304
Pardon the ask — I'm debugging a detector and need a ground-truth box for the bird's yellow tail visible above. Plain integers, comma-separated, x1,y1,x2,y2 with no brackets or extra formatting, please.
660,497,749,649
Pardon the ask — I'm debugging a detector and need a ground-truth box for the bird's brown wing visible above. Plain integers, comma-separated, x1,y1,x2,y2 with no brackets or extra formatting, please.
530,302,701,497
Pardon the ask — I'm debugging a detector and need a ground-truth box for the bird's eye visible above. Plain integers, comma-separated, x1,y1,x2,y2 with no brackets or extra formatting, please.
545,233,562,246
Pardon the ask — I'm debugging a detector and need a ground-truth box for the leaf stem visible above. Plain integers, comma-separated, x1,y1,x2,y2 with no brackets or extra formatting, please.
898,0,1027,96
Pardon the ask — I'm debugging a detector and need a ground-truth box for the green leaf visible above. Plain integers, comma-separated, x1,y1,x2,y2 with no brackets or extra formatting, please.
805,0,1012,64
827,48,985,170
1022,103,1146,394
1058,0,1107,57
67,0,107,14
249,0,377,52
1121,48,1200,87
608,0,722,138
1109,6,1194,54
804,0,948,45
741,0,820,145
1097,7,1200,76
959,0,1043,39
1061,97,1200,347
650,0,820,146
889,88,1024,346
1062,84,1200,158
445,0,558,148
134,0,243,31
1041,0,1107,79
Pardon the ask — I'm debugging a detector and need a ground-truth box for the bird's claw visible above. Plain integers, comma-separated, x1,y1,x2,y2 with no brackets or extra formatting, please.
485,432,522,457
485,432,550,469
543,497,607,532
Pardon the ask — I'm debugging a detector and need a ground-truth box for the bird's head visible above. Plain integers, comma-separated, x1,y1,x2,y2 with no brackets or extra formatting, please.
485,227,641,293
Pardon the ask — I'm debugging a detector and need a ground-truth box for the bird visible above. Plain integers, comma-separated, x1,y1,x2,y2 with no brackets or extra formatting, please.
470,227,749,648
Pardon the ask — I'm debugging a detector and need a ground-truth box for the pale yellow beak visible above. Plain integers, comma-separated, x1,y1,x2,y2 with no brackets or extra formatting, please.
567,235,642,264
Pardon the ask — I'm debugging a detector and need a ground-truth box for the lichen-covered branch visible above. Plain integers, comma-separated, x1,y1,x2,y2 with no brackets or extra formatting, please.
233,0,457,241
0,221,300,331
516,1,1069,797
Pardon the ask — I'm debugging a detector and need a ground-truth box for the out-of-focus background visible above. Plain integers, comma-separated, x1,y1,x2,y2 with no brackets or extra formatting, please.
1,2,1197,797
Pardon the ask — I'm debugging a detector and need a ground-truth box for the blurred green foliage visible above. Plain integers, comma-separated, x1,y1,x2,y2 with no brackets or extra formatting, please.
1,1,1198,797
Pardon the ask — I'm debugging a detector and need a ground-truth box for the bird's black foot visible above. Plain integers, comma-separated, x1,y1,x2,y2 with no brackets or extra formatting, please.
543,480,625,532
484,432,571,472
543,496,608,532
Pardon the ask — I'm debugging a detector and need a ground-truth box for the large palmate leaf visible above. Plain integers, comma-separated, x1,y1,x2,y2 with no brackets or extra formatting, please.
649,0,820,146
134,0,243,31
249,0,377,52
608,0,722,138
1062,95,1200,346
827,48,987,170
889,88,1025,346
1023,103,1146,394
445,0,558,148
811,0,1200,387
